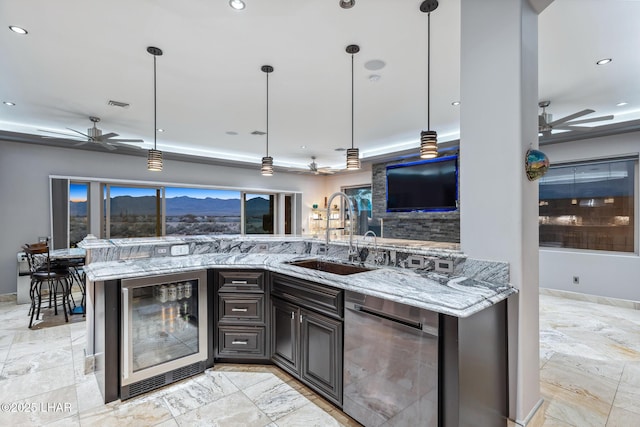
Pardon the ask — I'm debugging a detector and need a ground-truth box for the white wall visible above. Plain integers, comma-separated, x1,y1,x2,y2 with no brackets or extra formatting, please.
0,140,325,295
539,131,640,302
324,168,372,195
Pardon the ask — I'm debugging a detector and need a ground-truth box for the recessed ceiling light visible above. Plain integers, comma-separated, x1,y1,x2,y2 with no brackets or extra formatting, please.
157,128,164,132
451,101,461,106
226,131,238,135
9,26,28,35
339,0,356,9
596,58,612,65
368,74,381,82
3,101,16,106
229,0,245,10
364,60,386,71
300,145,307,149
616,102,628,107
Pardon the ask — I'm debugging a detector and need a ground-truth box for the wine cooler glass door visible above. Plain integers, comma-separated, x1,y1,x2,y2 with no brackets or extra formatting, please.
121,270,208,386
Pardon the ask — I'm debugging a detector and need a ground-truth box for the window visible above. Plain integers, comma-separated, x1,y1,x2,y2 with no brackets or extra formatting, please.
342,185,372,235
55,177,299,243
105,185,163,238
244,193,274,234
69,182,88,247
539,158,636,252
165,187,241,235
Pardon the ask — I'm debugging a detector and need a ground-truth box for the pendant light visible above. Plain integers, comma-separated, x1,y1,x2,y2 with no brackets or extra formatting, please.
346,44,360,170
419,1,438,159
147,46,163,171
261,65,274,176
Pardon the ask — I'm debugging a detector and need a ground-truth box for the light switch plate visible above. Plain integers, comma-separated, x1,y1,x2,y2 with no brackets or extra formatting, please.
170,244,189,256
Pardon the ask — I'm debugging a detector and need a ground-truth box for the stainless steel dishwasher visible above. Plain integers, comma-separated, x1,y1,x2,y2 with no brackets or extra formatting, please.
343,290,439,427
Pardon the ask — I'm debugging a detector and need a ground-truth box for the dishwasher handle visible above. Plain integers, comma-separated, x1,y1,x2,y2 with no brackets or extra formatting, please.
349,303,438,336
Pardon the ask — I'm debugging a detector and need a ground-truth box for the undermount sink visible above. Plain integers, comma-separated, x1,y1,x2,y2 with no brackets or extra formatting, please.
286,259,373,275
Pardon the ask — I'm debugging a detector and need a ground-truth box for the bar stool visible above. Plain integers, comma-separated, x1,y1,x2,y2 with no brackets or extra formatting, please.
23,243,72,328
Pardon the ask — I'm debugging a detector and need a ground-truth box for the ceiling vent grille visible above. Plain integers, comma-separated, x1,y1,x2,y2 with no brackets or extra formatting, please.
108,100,130,108
251,130,266,135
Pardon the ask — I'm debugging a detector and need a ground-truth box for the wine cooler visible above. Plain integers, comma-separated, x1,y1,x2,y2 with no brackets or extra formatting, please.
120,270,208,399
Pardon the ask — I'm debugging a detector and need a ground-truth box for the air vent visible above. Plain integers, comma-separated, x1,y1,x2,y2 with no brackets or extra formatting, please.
108,100,130,108
251,130,266,135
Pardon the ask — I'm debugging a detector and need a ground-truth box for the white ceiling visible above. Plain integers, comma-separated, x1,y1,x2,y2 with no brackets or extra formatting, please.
1,0,639,171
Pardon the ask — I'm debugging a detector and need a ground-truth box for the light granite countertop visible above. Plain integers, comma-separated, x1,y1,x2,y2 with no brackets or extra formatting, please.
83,252,515,318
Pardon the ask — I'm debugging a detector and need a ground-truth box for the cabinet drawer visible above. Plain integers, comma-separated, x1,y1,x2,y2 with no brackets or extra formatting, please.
217,270,265,293
218,326,266,357
271,273,343,319
219,294,264,323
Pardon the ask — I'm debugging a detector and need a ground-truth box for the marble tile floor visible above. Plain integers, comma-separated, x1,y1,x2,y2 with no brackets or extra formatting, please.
537,294,640,427
0,293,638,426
0,297,361,427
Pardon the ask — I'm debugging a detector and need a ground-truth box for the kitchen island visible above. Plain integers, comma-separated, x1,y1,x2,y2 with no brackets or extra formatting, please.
80,235,515,426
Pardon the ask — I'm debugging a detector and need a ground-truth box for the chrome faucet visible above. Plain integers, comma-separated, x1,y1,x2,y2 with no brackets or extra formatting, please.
362,230,382,265
325,191,357,260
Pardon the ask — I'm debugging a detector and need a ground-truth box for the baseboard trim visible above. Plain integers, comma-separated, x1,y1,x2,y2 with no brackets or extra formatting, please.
512,398,545,426
540,288,640,310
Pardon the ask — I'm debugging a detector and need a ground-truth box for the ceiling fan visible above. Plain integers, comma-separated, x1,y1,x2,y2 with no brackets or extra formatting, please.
538,101,613,137
307,156,336,175
39,116,144,151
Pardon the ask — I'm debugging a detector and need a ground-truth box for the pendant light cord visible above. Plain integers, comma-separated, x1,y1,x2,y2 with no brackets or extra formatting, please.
427,11,431,130
266,72,269,157
351,53,355,149
153,54,157,150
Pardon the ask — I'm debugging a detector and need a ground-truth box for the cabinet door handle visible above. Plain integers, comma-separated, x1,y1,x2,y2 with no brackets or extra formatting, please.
231,340,249,345
231,307,249,312
300,314,303,324
291,311,295,320
231,280,248,284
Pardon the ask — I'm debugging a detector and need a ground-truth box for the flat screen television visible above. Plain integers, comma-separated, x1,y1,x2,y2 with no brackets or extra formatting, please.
386,155,459,212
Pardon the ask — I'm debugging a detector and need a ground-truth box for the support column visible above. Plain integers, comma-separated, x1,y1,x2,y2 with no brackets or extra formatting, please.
459,0,541,424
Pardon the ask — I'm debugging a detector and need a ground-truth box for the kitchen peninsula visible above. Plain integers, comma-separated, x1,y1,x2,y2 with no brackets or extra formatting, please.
80,235,516,427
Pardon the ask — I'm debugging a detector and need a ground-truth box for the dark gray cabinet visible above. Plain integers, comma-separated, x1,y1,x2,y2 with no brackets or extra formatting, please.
270,273,343,406
214,269,269,360
300,307,343,404
271,297,299,374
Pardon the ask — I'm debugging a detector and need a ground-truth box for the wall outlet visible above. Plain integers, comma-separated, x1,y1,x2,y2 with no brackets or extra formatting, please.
434,259,454,273
406,255,425,268
170,244,190,256
156,247,168,255
572,276,580,285
256,243,269,253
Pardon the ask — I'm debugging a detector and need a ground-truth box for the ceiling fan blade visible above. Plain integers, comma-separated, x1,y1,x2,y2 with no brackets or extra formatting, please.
547,109,595,127
107,138,145,143
38,129,81,138
98,141,117,151
553,125,593,131
564,115,614,126
72,140,89,146
66,127,91,138
100,132,119,140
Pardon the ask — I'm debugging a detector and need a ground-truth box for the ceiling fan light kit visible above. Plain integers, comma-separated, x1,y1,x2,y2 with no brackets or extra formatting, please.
147,46,163,172
261,65,274,176
346,44,361,170
419,0,438,159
